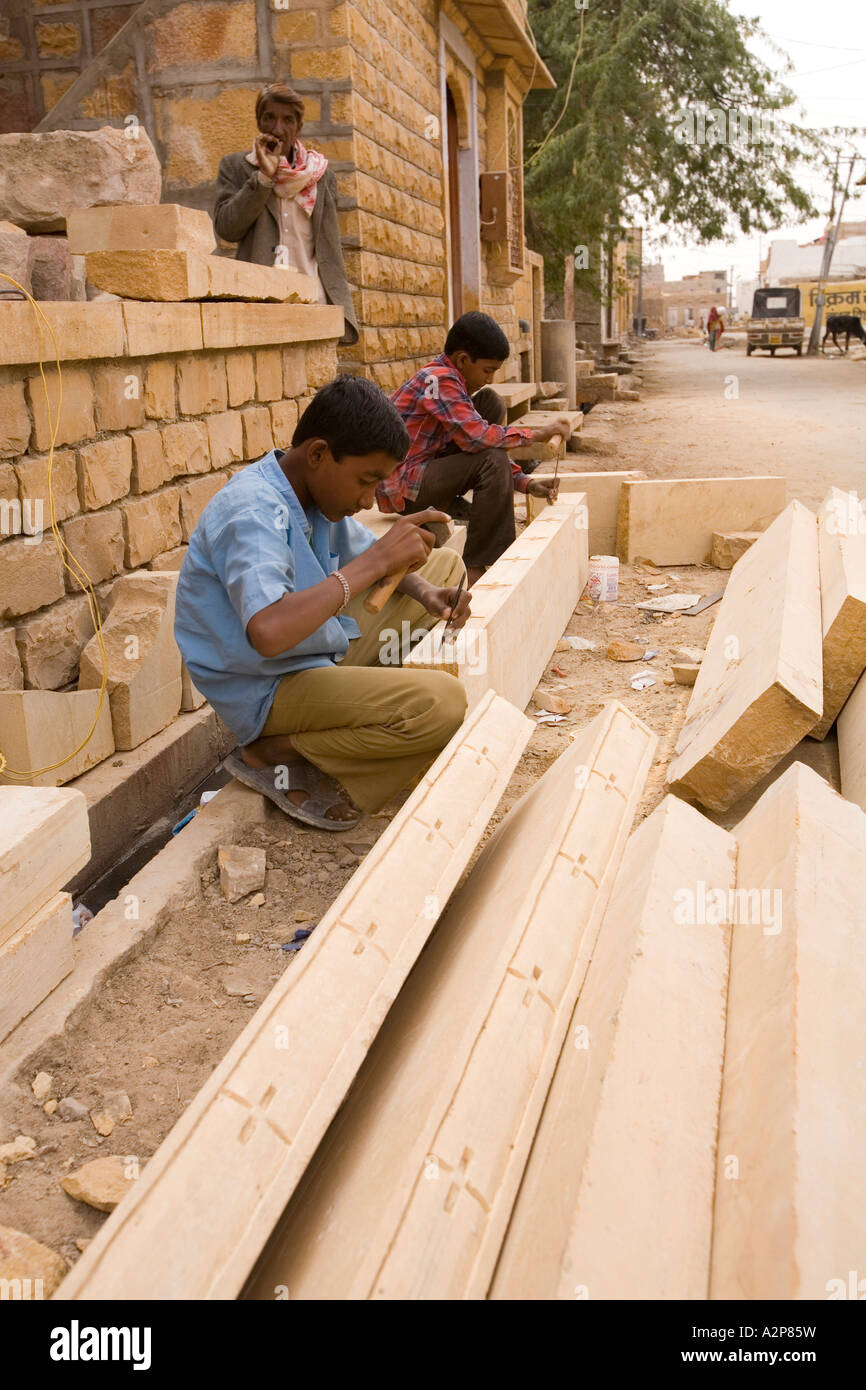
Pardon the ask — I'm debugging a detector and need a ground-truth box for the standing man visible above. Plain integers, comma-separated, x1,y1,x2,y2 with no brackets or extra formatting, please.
213,82,358,346
379,312,572,585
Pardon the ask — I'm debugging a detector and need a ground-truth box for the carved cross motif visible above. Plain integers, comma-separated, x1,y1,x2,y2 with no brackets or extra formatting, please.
442,1146,489,1214
224,1083,292,1148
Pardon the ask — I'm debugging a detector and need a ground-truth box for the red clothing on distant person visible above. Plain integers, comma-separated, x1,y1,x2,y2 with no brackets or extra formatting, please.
377,354,535,513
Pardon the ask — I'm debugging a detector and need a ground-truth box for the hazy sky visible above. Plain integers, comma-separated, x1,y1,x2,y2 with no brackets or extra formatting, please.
648,0,866,282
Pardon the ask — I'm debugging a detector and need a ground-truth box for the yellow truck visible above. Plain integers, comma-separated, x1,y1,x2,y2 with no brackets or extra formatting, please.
747,286,805,356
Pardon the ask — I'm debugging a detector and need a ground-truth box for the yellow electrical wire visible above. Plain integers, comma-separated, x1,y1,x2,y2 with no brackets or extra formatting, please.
0,272,109,781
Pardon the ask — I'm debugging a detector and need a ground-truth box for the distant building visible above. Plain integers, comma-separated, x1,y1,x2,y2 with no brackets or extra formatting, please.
641,267,728,332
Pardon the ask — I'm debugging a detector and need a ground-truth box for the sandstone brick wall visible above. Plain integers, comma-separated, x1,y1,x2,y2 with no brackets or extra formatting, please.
0,0,140,133
34,0,544,392
0,301,340,695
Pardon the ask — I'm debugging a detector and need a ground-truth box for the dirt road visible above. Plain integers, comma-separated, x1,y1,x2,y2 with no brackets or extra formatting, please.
611,339,866,506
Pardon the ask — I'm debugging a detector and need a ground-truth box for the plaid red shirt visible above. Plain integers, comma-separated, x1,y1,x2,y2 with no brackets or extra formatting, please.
376,354,535,512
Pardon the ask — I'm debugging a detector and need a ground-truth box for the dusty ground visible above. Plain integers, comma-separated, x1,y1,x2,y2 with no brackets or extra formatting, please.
0,337,854,1271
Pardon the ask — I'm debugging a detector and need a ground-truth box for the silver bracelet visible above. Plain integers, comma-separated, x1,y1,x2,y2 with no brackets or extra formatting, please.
331,568,352,611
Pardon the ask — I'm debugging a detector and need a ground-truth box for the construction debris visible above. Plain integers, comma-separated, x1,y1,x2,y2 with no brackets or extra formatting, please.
710,530,761,568
217,845,267,904
61,1155,139,1213
0,1223,67,1297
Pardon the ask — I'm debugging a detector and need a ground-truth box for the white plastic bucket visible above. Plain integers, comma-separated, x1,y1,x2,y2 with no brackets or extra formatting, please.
587,554,619,602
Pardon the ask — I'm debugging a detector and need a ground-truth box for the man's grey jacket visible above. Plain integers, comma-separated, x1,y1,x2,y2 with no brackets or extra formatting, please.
213,152,359,347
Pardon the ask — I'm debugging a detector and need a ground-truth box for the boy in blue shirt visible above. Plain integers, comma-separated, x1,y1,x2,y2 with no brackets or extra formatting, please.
175,376,469,830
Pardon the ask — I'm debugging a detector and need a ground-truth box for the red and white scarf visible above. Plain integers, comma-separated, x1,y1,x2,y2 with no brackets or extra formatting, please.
246,139,328,217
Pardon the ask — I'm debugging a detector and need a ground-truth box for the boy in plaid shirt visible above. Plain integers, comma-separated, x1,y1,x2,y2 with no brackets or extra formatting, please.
378,312,573,584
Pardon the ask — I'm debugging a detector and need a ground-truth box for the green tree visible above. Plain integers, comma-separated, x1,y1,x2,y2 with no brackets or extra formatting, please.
524,0,841,301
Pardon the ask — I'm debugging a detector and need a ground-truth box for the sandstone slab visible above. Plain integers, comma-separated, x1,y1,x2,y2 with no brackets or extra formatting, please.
492,796,734,1300
405,503,589,712
838,667,866,813
78,571,182,751
246,702,657,1300
0,226,35,298
0,128,161,234
56,692,533,1300
67,203,215,256
711,763,866,1299
85,250,319,304
0,689,114,789
30,235,73,300
0,784,89,944
809,488,866,740
667,502,823,811
617,477,787,565
0,891,74,1043
520,469,643,550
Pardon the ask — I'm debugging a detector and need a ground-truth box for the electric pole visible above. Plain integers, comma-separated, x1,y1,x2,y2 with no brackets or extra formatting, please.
808,154,857,356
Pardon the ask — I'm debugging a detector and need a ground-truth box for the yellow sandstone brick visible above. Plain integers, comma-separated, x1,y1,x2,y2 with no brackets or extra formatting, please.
305,342,338,389
122,491,183,568
27,366,94,452
0,380,31,458
13,594,95,689
225,351,255,407
60,510,125,589
144,360,176,420
156,87,260,188
76,436,132,511
330,92,355,125
176,354,228,416
205,412,244,470
282,347,307,398
291,46,352,80
161,420,210,477
154,2,257,67
274,10,319,43
178,474,228,542
0,536,66,619
254,348,283,403
14,450,80,522
240,407,273,460
35,20,80,58
270,399,299,445
92,365,146,431
131,428,172,494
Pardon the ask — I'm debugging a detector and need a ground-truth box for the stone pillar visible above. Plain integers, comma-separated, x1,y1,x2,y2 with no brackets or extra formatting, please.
541,319,576,408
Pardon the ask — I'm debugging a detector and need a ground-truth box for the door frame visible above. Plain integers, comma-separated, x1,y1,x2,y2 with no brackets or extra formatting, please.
439,16,480,323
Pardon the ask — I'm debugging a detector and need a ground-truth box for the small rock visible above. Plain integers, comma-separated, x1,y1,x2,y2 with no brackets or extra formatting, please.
0,1162,6,1187
336,850,358,868
554,638,572,652
57,1097,90,1122
672,662,701,687
141,1056,159,1069
218,844,267,904
235,932,251,944
61,1155,139,1212
673,645,705,665
43,1099,58,1116
0,1224,67,1297
534,691,573,715
220,967,255,998
74,1237,91,1253
31,1071,53,1102
294,909,315,923
606,638,646,662
89,1091,132,1138
265,868,289,894
0,1135,37,1164
248,892,265,909
316,868,331,883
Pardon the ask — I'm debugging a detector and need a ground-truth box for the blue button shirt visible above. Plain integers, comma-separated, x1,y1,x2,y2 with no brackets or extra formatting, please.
174,452,378,746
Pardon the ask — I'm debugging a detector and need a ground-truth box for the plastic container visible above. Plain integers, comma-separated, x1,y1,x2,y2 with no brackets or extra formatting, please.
587,554,619,602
